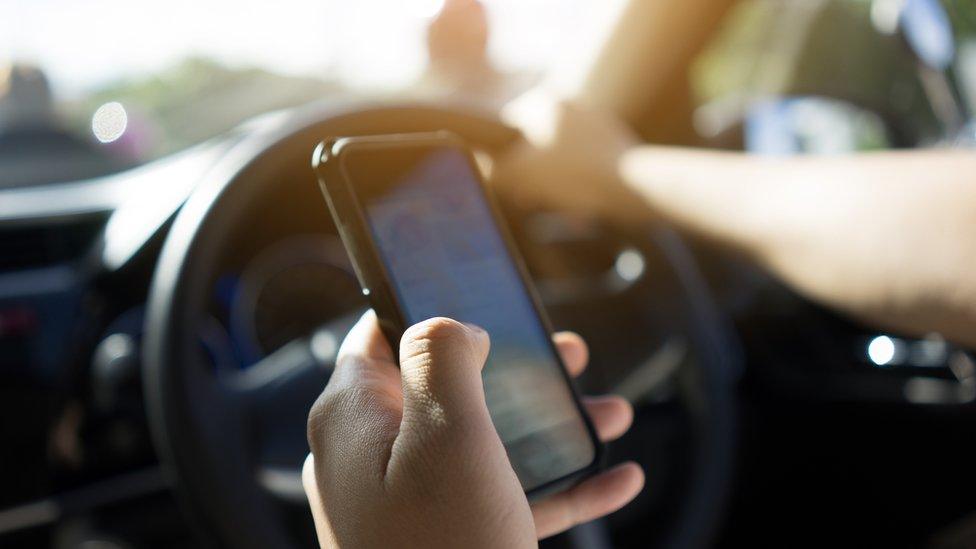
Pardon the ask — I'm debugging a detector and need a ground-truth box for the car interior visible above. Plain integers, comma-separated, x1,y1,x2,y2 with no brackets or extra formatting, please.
2,0,976,547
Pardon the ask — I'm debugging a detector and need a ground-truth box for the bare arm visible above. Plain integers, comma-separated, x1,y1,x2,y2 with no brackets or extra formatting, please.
621,148,976,348
498,95,976,348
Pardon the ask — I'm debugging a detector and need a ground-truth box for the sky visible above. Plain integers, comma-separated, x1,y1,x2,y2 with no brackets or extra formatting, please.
0,0,625,99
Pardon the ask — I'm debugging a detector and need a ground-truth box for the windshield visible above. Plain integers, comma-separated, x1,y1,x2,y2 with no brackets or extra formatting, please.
0,0,623,187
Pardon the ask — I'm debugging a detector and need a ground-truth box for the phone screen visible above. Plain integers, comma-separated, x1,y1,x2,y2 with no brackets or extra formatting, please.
341,144,596,491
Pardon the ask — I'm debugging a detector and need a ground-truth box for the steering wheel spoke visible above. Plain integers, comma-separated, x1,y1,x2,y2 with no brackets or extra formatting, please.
218,312,360,502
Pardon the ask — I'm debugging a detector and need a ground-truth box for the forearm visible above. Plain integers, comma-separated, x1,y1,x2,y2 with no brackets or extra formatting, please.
619,147,976,348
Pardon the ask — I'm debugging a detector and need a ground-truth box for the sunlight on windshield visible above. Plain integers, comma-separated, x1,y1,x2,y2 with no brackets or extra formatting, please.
6,0,442,94
0,0,622,183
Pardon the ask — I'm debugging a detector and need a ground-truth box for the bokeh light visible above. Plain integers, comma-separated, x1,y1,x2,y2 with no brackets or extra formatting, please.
868,335,896,366
91,101,128,143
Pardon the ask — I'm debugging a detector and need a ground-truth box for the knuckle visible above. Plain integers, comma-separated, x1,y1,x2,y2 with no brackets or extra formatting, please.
402,317,487,362
306,390,334,451
306,385,368,448
307,383,401,473
404,317,470,346
398,318,491,432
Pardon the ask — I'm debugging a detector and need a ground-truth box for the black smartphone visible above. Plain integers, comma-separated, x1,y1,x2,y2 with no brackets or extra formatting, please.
311,132,601,497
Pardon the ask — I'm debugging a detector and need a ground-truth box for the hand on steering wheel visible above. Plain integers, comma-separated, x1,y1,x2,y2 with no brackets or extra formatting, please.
303,311,644,547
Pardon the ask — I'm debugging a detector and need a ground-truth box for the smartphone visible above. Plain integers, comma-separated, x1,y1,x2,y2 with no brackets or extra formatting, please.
311,132,601,497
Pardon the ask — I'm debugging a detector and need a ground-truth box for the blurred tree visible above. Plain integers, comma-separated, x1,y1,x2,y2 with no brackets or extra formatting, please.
69,58,343,160
947,0,976,37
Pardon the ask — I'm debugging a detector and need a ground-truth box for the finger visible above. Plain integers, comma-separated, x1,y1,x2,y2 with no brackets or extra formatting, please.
302,454,338,547
307,311,403,482
531,462,645,539
332,310,395,379
329,310,400,397
397,318,493,436
553,331,588,378
582,395,633,442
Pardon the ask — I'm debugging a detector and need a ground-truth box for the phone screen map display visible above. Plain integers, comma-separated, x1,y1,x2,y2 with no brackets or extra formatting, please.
347,146,595,491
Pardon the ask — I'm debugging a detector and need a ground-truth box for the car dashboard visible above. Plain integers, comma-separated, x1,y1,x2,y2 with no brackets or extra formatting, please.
1,103,975,549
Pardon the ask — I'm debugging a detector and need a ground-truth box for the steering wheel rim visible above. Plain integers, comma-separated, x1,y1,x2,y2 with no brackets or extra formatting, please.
142,100,739,548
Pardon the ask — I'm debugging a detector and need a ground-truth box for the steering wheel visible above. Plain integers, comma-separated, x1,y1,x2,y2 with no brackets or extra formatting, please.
143,101,740,549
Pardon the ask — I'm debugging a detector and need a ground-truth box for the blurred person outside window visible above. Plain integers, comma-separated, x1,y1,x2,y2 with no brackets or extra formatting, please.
413,0,538,106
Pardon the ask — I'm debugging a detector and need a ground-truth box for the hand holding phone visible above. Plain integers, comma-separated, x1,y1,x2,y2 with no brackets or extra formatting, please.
312,132,601,494
303,310,644,545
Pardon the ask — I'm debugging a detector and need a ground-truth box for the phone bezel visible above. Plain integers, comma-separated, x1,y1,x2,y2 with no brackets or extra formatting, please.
312,131,603,498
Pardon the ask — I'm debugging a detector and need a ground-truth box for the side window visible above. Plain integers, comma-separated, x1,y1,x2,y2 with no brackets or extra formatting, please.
690,0,976,152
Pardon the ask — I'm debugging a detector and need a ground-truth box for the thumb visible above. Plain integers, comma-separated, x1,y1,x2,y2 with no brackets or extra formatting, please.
397,317,491,438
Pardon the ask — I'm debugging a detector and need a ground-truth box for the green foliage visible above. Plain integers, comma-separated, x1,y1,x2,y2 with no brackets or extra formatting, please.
946,0,976,37
66,57,341,159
